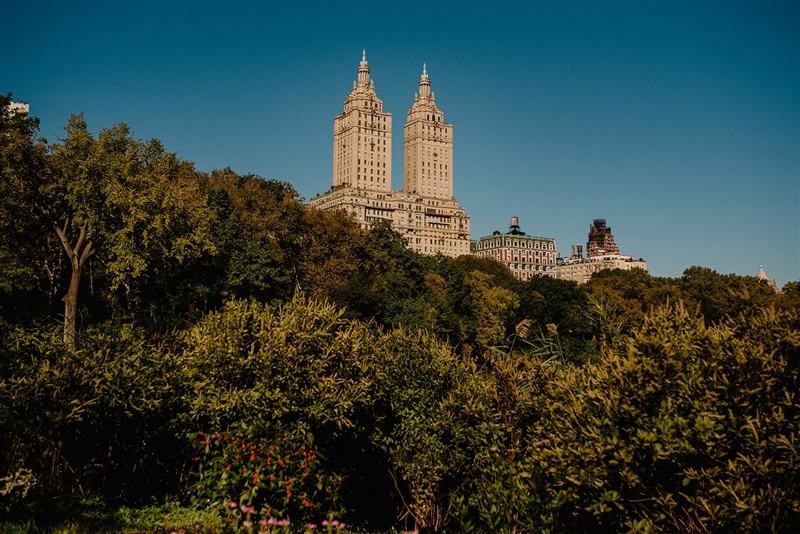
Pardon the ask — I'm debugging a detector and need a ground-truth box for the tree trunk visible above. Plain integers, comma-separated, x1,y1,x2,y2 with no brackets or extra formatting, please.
54,221,94,349
63,256,82,347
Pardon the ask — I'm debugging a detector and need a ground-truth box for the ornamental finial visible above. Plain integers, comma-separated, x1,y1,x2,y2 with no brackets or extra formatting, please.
361,49,367,65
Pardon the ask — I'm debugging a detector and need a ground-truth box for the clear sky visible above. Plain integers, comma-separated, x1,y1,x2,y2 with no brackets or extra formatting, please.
2,0,798,287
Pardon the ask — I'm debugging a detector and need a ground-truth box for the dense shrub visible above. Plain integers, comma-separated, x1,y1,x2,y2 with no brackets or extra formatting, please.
180,296,375,434
363,326,484,532
179,296,500,531
533,303,800,533
0,323,187,515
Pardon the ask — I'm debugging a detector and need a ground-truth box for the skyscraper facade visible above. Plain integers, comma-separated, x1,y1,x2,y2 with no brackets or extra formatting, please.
403,64,453,200
332,51,392,192
310,52,470,257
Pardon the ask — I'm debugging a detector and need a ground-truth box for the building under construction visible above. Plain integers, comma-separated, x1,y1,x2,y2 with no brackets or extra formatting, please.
586,218,620,258
556,218,646,283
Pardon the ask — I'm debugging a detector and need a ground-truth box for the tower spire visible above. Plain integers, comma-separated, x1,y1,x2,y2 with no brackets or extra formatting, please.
357,49,370,87
419,62,431,99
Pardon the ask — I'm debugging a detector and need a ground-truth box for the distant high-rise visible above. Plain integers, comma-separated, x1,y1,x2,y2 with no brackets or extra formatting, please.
586,218,620,258
332,50,393,192
404,64,453,200
556,218,646,283
757,266,779,293
3,101,29,117
311,52,470,258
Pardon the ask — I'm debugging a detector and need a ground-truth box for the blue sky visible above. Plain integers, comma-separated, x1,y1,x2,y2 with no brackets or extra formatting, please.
2,1,798,287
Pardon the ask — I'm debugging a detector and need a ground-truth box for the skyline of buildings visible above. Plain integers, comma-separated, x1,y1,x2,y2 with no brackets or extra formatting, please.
9,88,781,286
7,2,795,288
471,216,648,284
311,53,649,282
10,53,784,286
310,51,471,257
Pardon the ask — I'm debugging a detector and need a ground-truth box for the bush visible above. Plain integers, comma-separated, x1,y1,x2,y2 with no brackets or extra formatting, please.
180,297,375,434
177,297,375,524
534,302,800,533
0,322,187,514
180,296,502,532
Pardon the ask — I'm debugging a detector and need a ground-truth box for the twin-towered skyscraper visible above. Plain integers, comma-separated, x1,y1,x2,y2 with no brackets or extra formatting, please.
310,51,470,257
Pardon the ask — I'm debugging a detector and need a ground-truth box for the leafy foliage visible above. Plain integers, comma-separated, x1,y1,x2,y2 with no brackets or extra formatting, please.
533,303,800,533
2,105,799,533
0,323,187,509
181,297,374,434
678,265,778,324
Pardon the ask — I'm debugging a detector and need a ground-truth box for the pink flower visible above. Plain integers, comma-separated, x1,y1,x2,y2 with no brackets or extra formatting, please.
243,520,252,528
225,501,238,509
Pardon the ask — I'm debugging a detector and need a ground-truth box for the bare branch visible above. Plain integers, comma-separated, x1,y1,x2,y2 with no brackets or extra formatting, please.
53,220,74,259
73,225,86,258
78,239,94,267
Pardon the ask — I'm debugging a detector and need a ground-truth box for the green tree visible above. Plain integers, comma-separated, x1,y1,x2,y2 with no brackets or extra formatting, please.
2,111,100,347
327,220,426,325
226,233,291,301
583,269,685,348
588,268,684,315
200,170,301,304
777,280,800,314
679,266,776,324
784,280,800,295
420,255,474,350
4,110,217,345
0,94,60,321
97,135,216,321
455,254,518,288
515,275,587,344
466,270,520,350
295,206,366,300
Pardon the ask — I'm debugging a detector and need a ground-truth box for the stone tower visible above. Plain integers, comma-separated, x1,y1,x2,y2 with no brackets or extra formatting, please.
332,50,393,192
311,53,470,258
403,64,453,200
